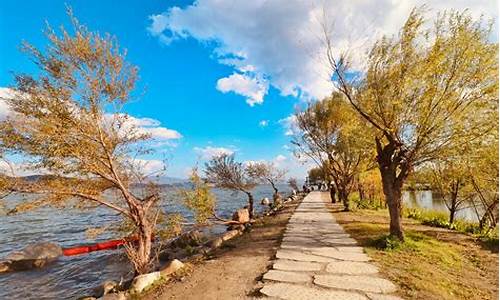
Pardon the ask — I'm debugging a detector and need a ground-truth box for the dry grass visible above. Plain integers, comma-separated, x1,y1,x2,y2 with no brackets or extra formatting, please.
332,207,499,300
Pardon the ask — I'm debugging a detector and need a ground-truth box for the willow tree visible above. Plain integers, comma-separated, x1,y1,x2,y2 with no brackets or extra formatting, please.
324,9,498,239
0,13,166,274
429,159,474,224
204,154,257,219
246,161,287,201
293,93,373,210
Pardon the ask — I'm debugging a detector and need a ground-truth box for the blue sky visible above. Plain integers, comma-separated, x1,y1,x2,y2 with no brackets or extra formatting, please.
0,0,496,179
0,0,305,179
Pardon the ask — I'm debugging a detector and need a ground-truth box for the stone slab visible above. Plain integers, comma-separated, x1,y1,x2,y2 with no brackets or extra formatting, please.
366,293,404,300
326,261,379,275
276,250,335,262
273,260,323,272
260,283,368,300
311,248,371,262
314,275,397,293
263,270,311,283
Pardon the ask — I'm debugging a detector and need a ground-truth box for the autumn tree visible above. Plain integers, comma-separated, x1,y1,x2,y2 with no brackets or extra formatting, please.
323,9,498,239
180,167,216,225
204,154,257,219
246,161,287,201
429,160,474,224
293,93,373,210
0,12,171,274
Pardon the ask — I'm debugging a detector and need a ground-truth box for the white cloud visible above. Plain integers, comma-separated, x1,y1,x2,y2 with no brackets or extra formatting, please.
106,113,182,141
259,120,269,127
0,88,20,121
132,158,166,176
216,73,268,106
149,0,497,103
279,114,298,136
194,146,235,159
274,154,287,163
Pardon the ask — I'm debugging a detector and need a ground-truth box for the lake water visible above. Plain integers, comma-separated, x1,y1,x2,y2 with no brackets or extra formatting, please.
403,190,481,222
0,184,290,300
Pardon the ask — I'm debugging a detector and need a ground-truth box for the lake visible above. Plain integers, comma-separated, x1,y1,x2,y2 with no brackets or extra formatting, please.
403,190,481,222
0,184,291,300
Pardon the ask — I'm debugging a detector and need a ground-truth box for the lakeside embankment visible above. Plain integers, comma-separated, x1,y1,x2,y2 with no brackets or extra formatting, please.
142,195,301,299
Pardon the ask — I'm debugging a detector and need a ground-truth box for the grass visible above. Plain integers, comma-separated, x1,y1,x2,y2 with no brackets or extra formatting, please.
333,208,499,300
402,207,499,250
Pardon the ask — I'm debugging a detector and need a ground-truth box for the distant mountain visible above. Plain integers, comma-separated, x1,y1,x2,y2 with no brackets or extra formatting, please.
156,176,189,185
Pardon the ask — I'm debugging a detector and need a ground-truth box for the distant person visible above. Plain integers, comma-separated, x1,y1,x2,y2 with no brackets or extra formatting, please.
329,182,336,203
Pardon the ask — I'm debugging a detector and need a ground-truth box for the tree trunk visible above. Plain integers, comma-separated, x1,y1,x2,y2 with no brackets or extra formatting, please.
329,185,336,203
246,192,254,219
377,138,407,241
131,214,153,275
338,187,349,211
381,174,404,241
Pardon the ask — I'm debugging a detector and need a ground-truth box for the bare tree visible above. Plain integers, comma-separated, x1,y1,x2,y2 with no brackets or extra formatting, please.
204,154,257,219
287,178,299,192
0,11,170,274
322,9,498,240
246,161,287,201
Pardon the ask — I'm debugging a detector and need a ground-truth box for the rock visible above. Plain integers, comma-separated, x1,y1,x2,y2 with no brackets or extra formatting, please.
232,208,250,223
261,197,270,206
314,275,397,294
260,282,367,300
92,280,118,297
221,230,240,241
130,271,161,294
160,259,184,276
3,242,62,271
98,292,127,300
228,224,245,231
206,237,223,249
159,248,188,261
263,270,311,283
326,261,378,275
273,260,323,272
171,230,203,248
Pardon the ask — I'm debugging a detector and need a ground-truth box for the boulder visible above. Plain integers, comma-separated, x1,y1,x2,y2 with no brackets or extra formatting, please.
3,242,62,271
130,271,161,294
228,224,245,231
160,259,185,276
98,292,127,300
171,230,203,248
92,280,117,298
221,230,240,241
205,237,223,249
261,197,270,206
232,208,250,223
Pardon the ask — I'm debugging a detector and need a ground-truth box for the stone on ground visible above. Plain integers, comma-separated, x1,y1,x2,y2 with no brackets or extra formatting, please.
273,260,322,272
263,270,311,283
260,283,368,300
326,261,378,274
314,275,397,293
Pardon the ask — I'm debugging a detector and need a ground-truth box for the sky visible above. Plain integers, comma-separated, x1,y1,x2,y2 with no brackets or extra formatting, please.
0,0,497,180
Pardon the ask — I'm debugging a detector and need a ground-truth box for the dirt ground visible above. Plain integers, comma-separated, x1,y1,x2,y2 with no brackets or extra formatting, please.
143,199,299,300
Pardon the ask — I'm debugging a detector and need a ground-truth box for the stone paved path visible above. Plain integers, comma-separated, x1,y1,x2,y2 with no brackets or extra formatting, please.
259,191,403,300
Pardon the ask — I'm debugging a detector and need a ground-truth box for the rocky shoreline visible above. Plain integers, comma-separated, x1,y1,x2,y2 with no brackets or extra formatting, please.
78,192,305,300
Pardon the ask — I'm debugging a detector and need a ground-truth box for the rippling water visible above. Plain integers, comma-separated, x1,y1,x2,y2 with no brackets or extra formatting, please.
0,184,290,300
